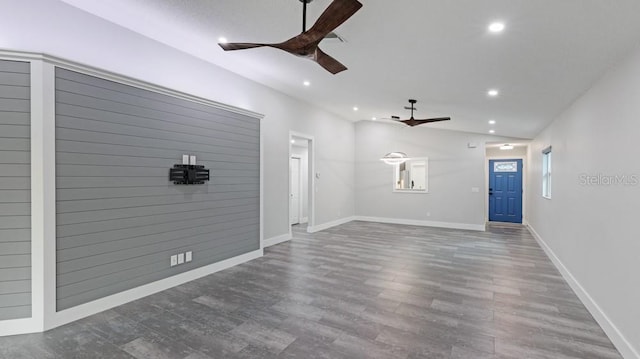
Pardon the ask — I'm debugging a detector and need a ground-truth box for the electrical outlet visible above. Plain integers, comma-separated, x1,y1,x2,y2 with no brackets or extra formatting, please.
170,255,178,267
185,251,192,262
177,253,185,264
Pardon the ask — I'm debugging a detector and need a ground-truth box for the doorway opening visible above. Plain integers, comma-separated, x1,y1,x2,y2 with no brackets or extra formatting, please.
485,143,528,225
488,159,523,223
289,132,314,237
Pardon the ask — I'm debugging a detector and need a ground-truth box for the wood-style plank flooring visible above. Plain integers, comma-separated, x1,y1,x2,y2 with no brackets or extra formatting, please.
0,221,621,358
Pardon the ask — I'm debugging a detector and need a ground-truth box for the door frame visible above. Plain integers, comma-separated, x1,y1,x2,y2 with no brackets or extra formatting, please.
289,131,315,238
289,155,303,225
484,153,527,226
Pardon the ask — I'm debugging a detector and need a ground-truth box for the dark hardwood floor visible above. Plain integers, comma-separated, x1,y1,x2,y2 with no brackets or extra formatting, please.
0,221,621,358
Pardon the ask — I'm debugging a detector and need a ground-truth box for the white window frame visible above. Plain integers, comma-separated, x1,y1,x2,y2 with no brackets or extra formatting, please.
542,146,552,199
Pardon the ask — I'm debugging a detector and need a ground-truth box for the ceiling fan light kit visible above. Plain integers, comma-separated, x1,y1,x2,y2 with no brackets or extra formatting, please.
381,152,411,165
218,0,363,74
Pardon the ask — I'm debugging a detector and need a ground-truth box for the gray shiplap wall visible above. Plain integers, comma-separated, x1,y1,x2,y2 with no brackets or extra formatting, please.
55,68,260,311
0,60,31,320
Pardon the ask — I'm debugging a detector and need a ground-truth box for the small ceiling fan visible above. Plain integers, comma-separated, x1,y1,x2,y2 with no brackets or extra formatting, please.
218,0,363,74
391,99,451,127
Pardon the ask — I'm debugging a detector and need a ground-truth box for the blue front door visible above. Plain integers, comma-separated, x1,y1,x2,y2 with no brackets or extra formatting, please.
489,159,523,223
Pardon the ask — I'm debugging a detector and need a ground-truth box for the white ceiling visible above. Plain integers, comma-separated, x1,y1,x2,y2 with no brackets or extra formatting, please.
60,0,640,139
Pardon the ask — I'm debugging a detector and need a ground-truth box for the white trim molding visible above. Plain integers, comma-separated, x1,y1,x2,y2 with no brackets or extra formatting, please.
46,249,262,331
307,216,357,233
355,216,486,232
527,225,640,359
0,318,39,337
0,50,264,120
304,216,486,234
288,131,316,239
264,233,292,248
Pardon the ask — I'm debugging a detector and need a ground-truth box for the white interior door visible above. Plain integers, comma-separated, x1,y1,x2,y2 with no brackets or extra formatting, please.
290,157,301,225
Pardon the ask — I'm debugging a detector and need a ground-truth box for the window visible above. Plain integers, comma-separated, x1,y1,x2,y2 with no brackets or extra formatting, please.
393,158,428,193
542,146,552,198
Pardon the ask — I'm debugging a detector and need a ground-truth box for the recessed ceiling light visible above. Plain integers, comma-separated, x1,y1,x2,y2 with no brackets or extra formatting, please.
218,37,228,44
291,139,296,144
489,129,496,134
372,117,377,121
500,144,514,150
303,80,310,87
488,22,505,33
487,89,499,97
488,120,496,125
353,107,359,111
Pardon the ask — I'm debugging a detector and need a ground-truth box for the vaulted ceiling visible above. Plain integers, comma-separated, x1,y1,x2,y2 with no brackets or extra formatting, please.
60,0,640,139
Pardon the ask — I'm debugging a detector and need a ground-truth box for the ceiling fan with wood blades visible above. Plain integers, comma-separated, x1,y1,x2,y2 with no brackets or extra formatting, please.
218,0,362,75
393,99,451,127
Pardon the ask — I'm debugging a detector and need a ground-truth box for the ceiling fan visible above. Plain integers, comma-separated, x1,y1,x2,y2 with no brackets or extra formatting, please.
218,0,362,74
391,99,451,127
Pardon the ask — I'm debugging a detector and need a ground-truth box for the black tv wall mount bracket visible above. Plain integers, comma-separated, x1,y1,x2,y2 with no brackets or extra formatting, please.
169,155,210,185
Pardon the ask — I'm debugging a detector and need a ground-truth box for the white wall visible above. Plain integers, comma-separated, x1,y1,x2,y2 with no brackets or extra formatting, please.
0,0,355,240
355,121,519,229
527,45,640,358
486,146,527,158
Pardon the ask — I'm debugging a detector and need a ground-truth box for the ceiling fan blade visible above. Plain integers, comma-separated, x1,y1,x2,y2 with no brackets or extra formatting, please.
218,0,361,75
400,117,451,127
219,42,269,51
306,0,363,43
419,117,451,123
314,47,347,74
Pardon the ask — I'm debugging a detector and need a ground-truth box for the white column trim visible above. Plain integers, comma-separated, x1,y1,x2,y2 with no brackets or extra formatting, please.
259,118,265,250
29,59,45,333
41,62,57,330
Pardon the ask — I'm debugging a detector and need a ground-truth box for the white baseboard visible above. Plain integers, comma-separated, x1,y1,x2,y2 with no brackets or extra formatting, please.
0,318,40,337
355,216,486,232
45,249,263,331
527,225,639,359
307,216,356,233
264,233,292,247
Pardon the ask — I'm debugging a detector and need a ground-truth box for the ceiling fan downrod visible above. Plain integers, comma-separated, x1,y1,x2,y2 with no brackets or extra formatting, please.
300,0,313,32
409,99,417,118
